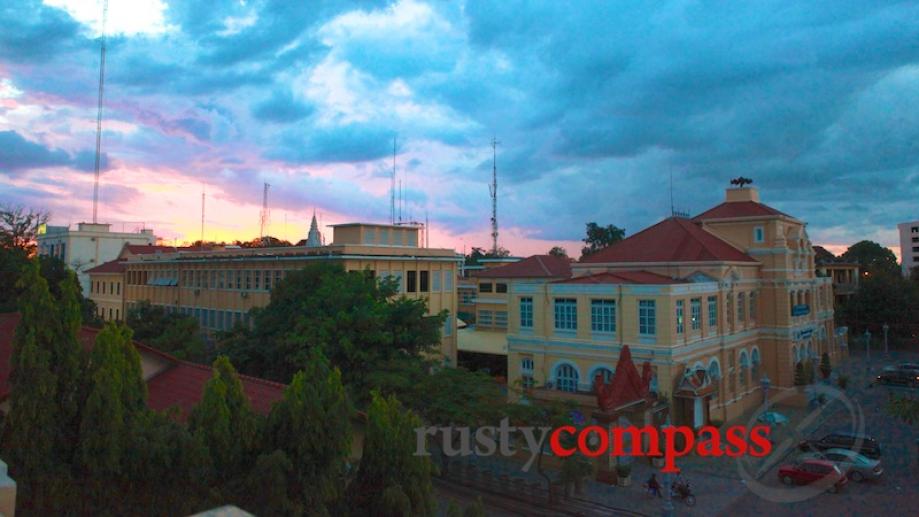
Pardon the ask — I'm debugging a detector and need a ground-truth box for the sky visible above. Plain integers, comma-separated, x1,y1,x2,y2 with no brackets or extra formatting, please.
1,0,918,258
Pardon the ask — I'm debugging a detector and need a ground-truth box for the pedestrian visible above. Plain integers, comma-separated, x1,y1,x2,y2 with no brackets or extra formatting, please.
646,473,661,498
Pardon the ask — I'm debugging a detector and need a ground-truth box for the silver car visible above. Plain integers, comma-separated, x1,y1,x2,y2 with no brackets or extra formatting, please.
798,448,883,482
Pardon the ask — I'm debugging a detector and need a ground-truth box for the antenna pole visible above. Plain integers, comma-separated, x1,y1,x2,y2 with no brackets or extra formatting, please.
425,210,429,248
91,0,109,224
490,136,500,255
200,186,205,248
260,182,270,243
399,180,403,223
670,168,674,217
391,137,396,225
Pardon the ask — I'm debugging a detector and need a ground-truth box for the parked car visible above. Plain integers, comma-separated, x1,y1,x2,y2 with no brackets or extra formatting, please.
778,459,848,493
876,368,919,387
798,431,882,460
797,448,883,482
897,362,919,371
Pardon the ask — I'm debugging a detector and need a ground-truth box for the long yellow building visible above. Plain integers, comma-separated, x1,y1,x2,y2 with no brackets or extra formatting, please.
504,185,844,427
89,221,460,364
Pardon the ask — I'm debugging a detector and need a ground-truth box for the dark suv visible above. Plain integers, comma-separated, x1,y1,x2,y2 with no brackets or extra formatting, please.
798,432,882,460
876,368,919,387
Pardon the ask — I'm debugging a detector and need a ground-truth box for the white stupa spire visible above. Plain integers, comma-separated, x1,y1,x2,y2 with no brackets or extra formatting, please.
305,209,322,247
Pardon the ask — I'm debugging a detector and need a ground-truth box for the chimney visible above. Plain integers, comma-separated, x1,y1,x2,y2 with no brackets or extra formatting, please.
726,186,760,203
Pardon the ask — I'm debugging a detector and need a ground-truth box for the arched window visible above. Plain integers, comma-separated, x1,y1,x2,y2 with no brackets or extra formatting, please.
555,364,580,393
521,358,535,389
739,350,749,388
749,292,758,323
737,292,746,324
591,367,614,386
708,359,722,402
751,348,761,381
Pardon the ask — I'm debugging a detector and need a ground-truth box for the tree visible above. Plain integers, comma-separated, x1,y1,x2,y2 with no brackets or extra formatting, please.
819,352,832,380
548,246,568,258
839,269,919,337
841,241,900,277
348,392,436,516
126,300,206,361
581,222,625,257
887,396,919,425
76,323,147,510
221,262,445,392
0,204,49,255
188,356,261,500
259,348,352,514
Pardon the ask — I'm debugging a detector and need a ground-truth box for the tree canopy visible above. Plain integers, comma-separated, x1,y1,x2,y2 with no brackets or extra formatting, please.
547,246,568,258
126,300,206,361
841,240,900,276
581,222,625,257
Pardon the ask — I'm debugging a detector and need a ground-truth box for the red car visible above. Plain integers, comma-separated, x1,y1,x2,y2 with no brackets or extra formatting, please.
778,459,848,493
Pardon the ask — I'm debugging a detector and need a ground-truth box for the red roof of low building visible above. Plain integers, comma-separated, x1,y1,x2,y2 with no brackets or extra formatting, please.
693,200,791,221
85,259,126,274
556,271,685,285
579,217,756,264
0,313,285,421
594,346,651,412
474,254,572,279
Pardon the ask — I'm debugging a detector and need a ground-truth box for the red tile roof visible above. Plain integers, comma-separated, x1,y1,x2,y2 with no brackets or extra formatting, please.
579,217,756,264
556,271,685,285
0,313,285,420
474,254,572,279
594,346,652,412
85,259,126,274
693,200,791,221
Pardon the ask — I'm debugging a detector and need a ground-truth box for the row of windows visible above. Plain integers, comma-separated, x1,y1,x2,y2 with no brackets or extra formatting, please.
97,306,120,320
379,270,454,294
90,281,121,296
477,310,508,328
520,360,652,394
478,282,508,294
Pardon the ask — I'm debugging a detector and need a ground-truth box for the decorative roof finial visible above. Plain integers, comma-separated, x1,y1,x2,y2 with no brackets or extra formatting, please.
730,176,753,187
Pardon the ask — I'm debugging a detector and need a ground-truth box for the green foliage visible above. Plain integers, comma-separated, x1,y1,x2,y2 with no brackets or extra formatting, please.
126,300,206,361
841,240,900,277
839,268,919,338
581,222,625,257
819,352,832,380
221,262,446,394
188,356,261,493
261,349,353,514
548,246,568,258
463,497,486,517
348,392,436,517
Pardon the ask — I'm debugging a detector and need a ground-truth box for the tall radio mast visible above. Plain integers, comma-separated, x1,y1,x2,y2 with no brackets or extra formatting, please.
91,0,109,224
489,137,499,255
259,182,271,243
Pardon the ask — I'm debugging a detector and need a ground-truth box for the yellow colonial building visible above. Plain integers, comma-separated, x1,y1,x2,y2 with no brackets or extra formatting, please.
506,185,844,427
89,220,460,364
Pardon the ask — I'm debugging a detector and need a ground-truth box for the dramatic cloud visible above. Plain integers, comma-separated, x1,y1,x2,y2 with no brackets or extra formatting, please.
1,0,918,257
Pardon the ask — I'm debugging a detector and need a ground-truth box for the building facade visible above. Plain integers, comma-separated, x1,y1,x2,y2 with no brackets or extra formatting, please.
506,186,842,427
103,223,459,364
37,222,156,295
898,220,919,277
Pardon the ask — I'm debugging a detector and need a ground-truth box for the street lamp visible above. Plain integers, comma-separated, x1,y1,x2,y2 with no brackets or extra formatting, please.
883,323,889,355
660,417,675,517
761,374,771,407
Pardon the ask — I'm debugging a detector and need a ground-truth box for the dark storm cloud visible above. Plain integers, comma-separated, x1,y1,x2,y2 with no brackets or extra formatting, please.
0,130,110,174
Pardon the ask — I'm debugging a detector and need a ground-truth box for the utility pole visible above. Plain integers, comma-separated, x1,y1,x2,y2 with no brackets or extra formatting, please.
391,137,397,225
489,136,499,255
91,0,109,224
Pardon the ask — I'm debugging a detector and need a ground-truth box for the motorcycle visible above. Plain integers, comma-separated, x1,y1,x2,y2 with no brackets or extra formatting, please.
671,482,696,507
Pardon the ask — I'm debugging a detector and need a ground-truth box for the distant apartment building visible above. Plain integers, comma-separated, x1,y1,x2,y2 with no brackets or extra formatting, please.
505,185,842,428
89,223,460,364
898,220,919,277
37,222,156,294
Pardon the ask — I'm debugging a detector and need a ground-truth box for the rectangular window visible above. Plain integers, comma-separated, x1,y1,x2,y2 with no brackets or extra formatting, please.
479,310,493,326
380,228,389,245
479,282,493,293
444,272,453,292
750,292,757,322
495,311,508,328
691,298,701,330
639,300,656,336
264,271,272,291
520,297,534,329
393,272,404,292
676,300,685,334
738,293,746,323
275,270,282,287
255,270,262,291
554,298,577,331
432,270,441,291
444,311,452,336
235,271,242,290
496,283,508,293
590,299,616,333
754,226,765,243
245,270,251,290
407,270,417,292
420,271,429,292
116,283,120,296
210,270,216,289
